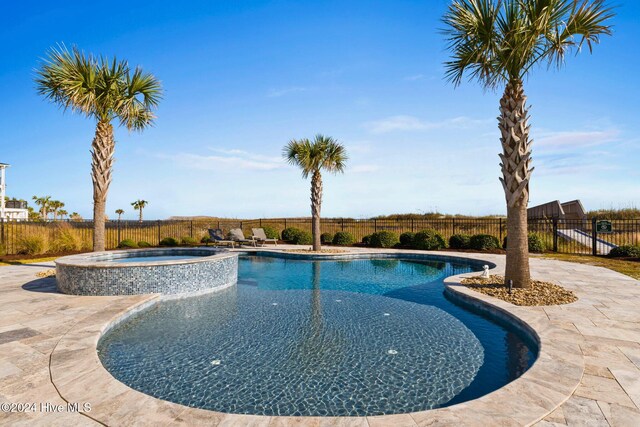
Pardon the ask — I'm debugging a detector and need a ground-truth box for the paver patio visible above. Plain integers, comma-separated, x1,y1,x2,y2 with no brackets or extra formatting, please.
1,248,639,426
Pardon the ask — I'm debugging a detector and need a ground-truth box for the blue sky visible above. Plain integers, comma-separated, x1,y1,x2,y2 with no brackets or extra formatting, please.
1,0,638,220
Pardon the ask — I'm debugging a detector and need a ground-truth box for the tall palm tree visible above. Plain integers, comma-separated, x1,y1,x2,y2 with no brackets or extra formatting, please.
443,0,613,288
32,195,51,220
35,45,162,251
115,209,125,221
131,200,148,222
284,135,347,251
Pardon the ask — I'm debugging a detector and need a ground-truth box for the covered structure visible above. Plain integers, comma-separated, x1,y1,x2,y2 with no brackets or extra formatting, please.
528,200,587,221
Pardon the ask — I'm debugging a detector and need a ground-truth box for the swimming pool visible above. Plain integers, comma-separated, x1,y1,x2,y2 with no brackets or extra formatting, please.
98,254,536,416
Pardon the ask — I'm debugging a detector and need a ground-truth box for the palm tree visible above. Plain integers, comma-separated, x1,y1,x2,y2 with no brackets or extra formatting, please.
284,135,347,251
70,212,83,221
131,200,148,222
35,45,162,251
58,209,68,220
49,200,65,220
32,195,51,220
115,209,125,221
442,0,613,288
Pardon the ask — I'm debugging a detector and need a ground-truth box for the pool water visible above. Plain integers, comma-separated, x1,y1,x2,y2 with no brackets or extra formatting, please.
98,255,536,416
106,255,204,263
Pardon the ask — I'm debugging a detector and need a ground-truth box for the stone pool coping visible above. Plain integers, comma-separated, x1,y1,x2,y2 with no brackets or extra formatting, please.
46,248,586,426
55,247,233,268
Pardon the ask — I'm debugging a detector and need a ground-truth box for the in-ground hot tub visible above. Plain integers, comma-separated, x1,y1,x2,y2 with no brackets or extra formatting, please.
55,248,238,296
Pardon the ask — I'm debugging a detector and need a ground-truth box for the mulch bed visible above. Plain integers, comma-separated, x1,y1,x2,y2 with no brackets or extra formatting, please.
461,274,577,306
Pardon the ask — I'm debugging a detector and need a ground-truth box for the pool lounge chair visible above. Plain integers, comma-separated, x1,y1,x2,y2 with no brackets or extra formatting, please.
208,229,236,248
229,228,258,247
252,228,278,246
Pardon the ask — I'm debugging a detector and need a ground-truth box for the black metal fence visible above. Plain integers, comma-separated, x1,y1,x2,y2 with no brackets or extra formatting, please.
1,217,638,256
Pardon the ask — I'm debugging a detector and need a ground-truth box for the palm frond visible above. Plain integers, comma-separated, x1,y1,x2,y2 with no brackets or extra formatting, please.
283,135,347,179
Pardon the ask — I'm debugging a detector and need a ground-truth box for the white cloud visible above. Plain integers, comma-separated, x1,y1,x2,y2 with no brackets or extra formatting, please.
404,74,425,81
267,87,308,98
535,129,619,150
351,164,380,173
159,149,285,171
364,115,492,134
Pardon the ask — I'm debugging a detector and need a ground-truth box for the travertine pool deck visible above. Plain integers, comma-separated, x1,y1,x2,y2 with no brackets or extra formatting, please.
1,247,639,426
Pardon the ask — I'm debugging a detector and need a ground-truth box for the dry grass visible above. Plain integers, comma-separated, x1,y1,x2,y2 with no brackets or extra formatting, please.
536,253,640,280
461,274,577,306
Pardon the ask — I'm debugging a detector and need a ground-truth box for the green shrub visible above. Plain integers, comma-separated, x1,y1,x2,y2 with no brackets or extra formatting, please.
118,239,138,249
502,233,547,253
321,232,334,244
16,235,47,255
332,231,355,246
449,234,471,249
293,231,313,245
181,236,198,246
370,231,399,248
138,241,152,247
361,235,372,246
262,226,280,240
412,229,446,250
609,245,640,258
159,237,179,247
470,234,500,251
527,233,546,253
282,227,303,242
399,232,415,246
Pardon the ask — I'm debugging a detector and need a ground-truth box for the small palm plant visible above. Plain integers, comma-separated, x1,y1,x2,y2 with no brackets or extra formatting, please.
284,135,347,251
131,200,148,222
35,45,161,251
442,0,613,288
115,209,125,221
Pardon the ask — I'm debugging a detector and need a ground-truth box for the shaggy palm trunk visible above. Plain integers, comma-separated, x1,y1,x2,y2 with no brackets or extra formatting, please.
91,120,115,252
499,80,533,288
310,170,323,251
139,208,143,222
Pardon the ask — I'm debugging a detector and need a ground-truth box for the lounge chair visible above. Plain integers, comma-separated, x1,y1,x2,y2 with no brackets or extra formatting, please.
229,228,257,247
252,228,278,246
208,229,236,248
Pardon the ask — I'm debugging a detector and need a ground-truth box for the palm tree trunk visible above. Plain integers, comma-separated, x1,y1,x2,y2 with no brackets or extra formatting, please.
310,170,323,251
91,120,115,252
499,80,533,288
139,208,143,222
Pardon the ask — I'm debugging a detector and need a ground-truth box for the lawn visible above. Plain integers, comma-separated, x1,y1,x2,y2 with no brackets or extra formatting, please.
0,256,59,266
537,253,640,280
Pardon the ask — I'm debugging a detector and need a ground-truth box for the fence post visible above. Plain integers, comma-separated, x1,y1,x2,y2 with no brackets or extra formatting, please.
411,219,414,232
499,218,503,243
259,218,262,227
374,219,377,233
157,220,161,245
117,220,121,244
284,218,287,229
217,220,220,230
0,218,4,249
553,218,558,252
341,218,344,231
452,218,456,236
592,218,598,256
190,220,194,238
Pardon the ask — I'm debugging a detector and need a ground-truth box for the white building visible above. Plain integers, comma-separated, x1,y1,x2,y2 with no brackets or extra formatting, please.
1,163,29,221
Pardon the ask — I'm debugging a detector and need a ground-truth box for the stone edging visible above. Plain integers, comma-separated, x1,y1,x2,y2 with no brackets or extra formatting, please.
49,251,584,426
